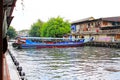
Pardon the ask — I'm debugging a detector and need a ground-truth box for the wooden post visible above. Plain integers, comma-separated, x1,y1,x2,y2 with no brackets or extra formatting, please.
0,0,3,80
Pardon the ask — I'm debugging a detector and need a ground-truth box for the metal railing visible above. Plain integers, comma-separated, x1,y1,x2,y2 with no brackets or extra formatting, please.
75,29,120,35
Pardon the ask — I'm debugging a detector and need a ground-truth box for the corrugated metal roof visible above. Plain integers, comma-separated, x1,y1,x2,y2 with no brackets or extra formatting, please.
101,16,120,22
71,16,120,24
71,17,95,24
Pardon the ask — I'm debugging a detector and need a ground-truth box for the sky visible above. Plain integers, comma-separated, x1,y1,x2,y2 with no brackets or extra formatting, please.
11,0,120,31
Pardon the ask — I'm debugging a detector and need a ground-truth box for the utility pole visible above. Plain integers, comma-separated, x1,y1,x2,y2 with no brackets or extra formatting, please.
0,0,3,79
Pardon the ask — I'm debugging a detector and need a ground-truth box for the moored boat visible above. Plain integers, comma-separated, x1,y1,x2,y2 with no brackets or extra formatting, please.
12,37,93,49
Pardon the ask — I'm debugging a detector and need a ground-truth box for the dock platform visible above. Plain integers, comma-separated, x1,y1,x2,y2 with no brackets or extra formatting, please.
85,41,120,48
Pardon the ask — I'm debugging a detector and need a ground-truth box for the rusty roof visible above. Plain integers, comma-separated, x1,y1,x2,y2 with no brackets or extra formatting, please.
101,16,120,22
71,17,95,24
71,16,120,25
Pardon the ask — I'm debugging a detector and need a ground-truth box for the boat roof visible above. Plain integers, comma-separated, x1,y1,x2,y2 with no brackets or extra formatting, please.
19,37,82,40
20,37,69,39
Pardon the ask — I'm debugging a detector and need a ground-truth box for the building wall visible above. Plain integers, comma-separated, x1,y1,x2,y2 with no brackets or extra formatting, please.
115,34,120,41
76,21,102,33
101,21,112,27
76,25,80,33
71,19,120,42
73,20,117,34
89,34,114,42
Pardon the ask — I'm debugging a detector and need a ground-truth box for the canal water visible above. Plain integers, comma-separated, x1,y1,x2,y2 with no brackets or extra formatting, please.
8,43,120,80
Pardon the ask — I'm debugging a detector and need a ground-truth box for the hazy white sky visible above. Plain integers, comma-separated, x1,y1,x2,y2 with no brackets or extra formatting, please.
11,0,120,31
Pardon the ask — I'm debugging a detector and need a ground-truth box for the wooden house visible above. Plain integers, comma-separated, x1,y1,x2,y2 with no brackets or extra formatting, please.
70,16,120,42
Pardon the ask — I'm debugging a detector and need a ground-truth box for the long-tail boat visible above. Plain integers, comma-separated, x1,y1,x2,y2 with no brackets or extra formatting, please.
12,37,93,49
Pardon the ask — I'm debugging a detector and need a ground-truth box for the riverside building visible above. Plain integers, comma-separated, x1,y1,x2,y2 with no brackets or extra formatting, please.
70,16,120,42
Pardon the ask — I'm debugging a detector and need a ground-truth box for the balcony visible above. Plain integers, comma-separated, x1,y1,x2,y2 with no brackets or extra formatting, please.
101,29,120,34
78,29,120,35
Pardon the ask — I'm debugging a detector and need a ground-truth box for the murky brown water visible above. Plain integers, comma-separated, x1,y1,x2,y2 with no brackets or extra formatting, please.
9,43,120,80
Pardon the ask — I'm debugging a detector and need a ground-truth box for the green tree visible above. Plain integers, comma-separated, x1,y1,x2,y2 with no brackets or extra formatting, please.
40,16,70,37
29,19,43,37
7,26,17,39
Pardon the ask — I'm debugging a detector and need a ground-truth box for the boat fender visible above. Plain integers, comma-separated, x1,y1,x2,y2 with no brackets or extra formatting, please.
12,56,16,62
15,61,19,66
20,72,26,80
11,56,15,61
21,77,25,80
13,59,18,65
19,72,25,76
17,66,22,72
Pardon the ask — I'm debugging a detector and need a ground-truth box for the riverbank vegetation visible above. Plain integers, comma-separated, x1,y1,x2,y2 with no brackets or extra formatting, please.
7,16,71,38
29,19,43,37
7,26,17,39
29,16,71,37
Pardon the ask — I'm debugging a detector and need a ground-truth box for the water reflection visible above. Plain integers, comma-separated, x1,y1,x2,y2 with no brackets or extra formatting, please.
8,43,120,80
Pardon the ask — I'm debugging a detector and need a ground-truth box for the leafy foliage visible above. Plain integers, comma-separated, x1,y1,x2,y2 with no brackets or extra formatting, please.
7,26,17,39
29,19,43,37
40,16,70,37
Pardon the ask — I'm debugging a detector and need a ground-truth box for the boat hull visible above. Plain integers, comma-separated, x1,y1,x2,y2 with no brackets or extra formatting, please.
12,43,84,49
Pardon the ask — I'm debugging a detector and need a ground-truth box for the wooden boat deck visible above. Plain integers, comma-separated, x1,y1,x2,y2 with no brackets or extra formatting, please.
4,52,20,80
